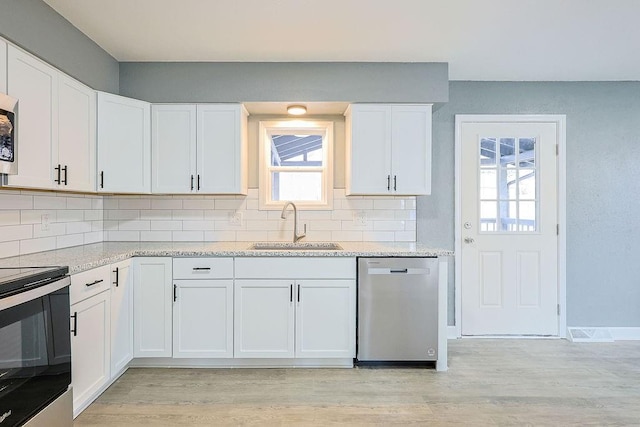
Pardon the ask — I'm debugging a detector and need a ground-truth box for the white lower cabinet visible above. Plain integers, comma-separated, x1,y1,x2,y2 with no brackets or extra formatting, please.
173,280,234,357
234,257,356,360
110,259,133,375
70,289,110,415
133,257,173,357
234,280,295,358
296,280,356,358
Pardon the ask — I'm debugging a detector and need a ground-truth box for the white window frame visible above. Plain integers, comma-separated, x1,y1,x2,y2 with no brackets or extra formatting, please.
258,120,334,210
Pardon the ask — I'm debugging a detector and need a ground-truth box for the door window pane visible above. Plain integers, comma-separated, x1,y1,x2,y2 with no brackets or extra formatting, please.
478,136,538,233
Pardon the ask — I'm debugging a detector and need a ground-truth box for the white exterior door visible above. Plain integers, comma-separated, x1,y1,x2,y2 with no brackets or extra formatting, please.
458,116,562,336
234,280,295,358
173,280,234,358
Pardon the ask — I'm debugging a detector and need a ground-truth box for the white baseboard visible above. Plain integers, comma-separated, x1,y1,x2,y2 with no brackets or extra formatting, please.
447,326,459,339
567,327,640,342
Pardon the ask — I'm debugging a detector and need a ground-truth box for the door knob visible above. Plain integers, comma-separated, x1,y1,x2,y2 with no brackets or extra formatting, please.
464,237,475,244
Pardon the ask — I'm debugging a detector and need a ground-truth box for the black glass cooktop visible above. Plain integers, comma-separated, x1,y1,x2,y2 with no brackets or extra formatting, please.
0,266,69,298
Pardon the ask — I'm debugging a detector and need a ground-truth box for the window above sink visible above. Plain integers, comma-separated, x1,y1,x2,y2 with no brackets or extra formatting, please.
258,120,334,210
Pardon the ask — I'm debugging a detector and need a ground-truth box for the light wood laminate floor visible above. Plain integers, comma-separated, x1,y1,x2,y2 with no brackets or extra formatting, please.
75,339,640,426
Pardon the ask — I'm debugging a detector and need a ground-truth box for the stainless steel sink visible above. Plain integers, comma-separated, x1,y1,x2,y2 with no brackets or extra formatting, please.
249,242,343,251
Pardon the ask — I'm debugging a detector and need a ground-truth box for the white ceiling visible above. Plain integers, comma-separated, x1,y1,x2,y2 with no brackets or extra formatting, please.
44,0,640,81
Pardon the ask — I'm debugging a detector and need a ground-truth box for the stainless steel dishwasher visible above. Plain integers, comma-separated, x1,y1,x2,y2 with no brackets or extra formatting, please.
357,257,438,362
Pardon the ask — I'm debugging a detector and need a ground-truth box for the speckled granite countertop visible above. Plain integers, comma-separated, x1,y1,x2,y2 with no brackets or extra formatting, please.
0,242,453,274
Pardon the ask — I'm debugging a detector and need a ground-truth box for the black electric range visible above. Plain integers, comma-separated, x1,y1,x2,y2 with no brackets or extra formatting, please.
0,266,69,298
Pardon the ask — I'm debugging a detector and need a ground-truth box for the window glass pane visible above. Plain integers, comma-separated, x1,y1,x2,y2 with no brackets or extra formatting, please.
272,172,322,201
480,169,497,199
270,134,324,167
519,201,537,231
480,201,497,232
499,138,516,167
480,138,497,167
518,138,536,167
499,200,517,231
518,169,536,200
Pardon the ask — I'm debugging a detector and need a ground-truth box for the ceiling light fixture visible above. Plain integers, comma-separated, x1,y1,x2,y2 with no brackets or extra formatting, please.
287,105,307,115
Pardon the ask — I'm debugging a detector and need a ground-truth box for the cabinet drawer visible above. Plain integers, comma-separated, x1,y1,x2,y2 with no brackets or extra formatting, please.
70,265,111,305
173,258,234,279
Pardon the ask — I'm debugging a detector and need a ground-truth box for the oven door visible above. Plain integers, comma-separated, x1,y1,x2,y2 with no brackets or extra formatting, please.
0,277,71,426
0,93,18,175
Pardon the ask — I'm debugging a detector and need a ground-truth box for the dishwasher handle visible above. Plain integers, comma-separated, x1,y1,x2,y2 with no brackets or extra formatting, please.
366,267,431,275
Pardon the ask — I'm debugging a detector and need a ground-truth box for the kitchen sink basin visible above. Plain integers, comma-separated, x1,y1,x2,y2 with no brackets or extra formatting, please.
249,242,343,251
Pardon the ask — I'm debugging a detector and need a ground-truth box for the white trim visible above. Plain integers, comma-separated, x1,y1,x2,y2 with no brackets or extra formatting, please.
454,114,567,338
129,357,353,368
447,326,459,339
568,327,640,341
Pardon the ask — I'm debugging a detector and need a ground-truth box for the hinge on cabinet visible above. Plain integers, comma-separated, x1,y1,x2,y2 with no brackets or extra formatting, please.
557,224,559,235
557,304,561,316
556,144,559,156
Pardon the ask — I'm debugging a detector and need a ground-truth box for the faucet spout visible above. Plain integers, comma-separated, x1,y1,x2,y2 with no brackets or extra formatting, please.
280,201,306,243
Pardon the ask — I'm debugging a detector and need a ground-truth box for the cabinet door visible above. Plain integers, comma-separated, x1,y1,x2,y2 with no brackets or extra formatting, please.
391,104,432,195
70,290,110,415
345,104,392,195
97,92,151,193
133,257,172,357
295,280,356,358
6,46,57,189
197,104,248,194
234,280,294,358
173,280,233,358
58,75,96,192
151,104,196,193
0,40,6,93
110,259,133,375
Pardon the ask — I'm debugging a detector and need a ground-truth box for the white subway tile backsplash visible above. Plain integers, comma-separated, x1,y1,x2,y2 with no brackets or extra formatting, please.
66,197,92,210
0,211,20,226
118,220,151,231
0,241,19,258
33,196,67,210
57,233,84,249
0,188,415,258
182,199,215,210
20,237,56,255
0,193,34,210
0,224,33,242
172,231,204,241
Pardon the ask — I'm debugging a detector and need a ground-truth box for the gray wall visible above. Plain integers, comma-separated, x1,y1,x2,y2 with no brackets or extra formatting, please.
0,0,118,92
420,81,640,327
119,62,448,104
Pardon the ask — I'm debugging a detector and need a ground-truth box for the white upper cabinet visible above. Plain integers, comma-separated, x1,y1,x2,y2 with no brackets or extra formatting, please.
345,104,432,195
97,92,151,193
5,46,58,189
197,104,248,194
151,104,197,193
5,45,97,192
152,104,248,194
0,39,7,93
57,75,96,192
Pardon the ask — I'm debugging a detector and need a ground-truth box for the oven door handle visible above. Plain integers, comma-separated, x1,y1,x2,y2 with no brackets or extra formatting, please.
0,276,71,311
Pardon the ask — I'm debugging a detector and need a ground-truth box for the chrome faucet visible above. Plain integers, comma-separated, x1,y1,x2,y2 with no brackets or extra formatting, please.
281,201,306,243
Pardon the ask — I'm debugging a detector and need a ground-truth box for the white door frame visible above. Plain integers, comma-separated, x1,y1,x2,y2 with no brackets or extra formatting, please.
454,114,567,338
